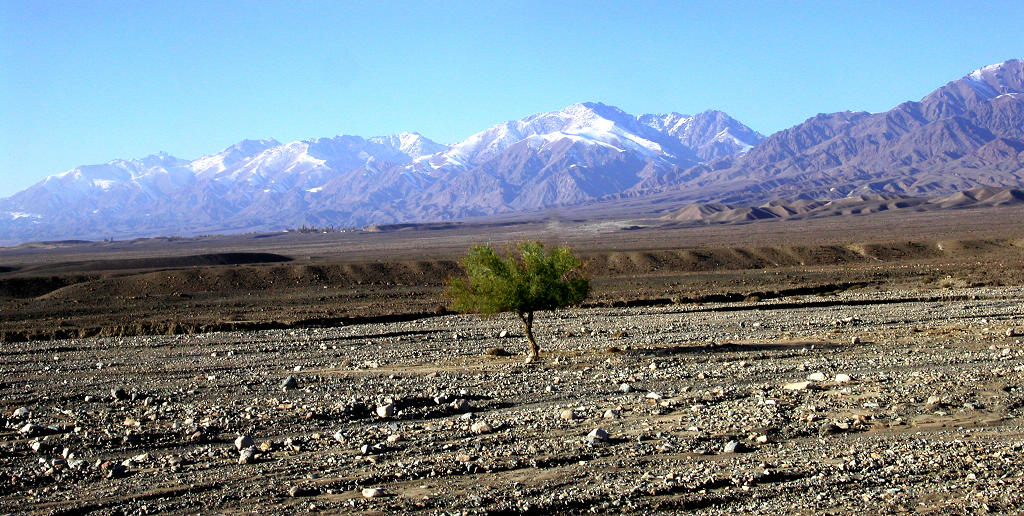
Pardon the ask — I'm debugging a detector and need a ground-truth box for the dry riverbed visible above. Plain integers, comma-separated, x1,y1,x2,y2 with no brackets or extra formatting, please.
4,286,1024,514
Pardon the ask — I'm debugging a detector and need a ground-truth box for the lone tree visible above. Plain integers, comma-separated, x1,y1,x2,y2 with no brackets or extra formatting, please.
448,241,590,359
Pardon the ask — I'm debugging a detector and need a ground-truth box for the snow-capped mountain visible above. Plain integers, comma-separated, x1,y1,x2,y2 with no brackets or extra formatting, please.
5,60,1022,245
682,58,1024,203
0,103,762,243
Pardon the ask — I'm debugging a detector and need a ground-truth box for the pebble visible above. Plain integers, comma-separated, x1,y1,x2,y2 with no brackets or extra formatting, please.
587,428,610,442
111,387,130,400
281,376,299,390
619,383,633,393
806,372,827,382
784,381,811,391
376,404,395,418
106,463,128,479
471,421,493,434
19,423,44,436
835,373,853,383
238,448,257,464
724,440,745,453
289,485,317,497
362,487,383,498
560,409,577,420
234,435,254,451
12,406,30,419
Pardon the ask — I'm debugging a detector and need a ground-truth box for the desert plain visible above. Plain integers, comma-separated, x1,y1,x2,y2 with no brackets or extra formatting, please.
3,204,1024,514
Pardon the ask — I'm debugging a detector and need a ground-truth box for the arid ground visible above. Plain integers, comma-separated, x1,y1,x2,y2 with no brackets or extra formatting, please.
3,205,1024,514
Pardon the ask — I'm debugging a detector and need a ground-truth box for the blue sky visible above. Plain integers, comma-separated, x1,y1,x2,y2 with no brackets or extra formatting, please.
1,0,1022,197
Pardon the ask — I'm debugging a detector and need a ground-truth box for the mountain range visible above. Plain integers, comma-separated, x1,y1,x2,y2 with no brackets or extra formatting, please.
1,59,1022,244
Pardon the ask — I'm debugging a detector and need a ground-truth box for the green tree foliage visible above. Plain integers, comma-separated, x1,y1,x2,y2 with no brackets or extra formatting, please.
448,241,590,359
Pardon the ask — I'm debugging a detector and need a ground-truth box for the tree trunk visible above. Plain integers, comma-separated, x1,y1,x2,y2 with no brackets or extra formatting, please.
518,311,539,358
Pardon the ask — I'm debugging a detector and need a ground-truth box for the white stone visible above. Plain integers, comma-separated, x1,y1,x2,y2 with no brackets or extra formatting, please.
784,381,811,391
234,435,254,450
806,372,827,382
587,428,610,442
471,421,493,434
376,404,395,418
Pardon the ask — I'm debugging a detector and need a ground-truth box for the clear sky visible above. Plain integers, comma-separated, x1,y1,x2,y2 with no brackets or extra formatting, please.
1,0,1022,197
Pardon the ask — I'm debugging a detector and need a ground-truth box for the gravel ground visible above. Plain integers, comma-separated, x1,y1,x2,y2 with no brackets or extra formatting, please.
3,286,1024,514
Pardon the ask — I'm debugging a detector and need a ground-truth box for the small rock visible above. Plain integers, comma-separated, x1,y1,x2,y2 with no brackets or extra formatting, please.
587,428,610,442
925,395,943,409
645,392,663,400
819,422,842,435
234,435,254,451
851,336,861,345
1008,328,1018,337
499,329,509,338
806,372,827,382
450,399,469,411
289,485,317,497
603,409,621,419
471,421,493,434
559,409,577,420
362,487,383,498
106,463,129,478
619,383,633,393
238,448,257,464
333,430,346,443
12,406,30,419
723,440,745,453
376,404,395,418
19,423,43,436
784,381,811,391
834,373,853,383
281,376,299,391
485,347,510,357
111,387,130,400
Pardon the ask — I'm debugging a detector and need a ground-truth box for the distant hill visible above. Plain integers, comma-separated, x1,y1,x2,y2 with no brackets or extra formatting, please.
662,186,1024,225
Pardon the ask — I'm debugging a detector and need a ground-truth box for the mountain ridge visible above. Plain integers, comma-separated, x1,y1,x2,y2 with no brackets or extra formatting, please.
3,59,1024,245
0,103,763,243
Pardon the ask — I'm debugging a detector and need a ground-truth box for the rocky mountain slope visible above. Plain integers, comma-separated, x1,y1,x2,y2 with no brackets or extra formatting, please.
0,104,761,243
682,59,1024,203
3,59,1022,245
